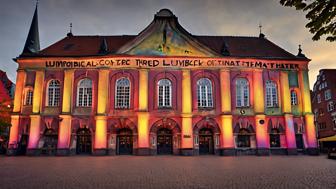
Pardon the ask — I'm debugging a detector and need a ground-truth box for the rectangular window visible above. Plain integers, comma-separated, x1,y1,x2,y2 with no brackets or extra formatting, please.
327,101,334,112
325,89,331,100
317,94,321,103
25,90,33,106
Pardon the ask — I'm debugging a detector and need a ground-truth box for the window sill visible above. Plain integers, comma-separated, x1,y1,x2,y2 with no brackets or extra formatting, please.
198,107,214,111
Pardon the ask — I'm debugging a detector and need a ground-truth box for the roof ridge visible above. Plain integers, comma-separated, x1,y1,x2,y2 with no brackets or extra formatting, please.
195,35,261,38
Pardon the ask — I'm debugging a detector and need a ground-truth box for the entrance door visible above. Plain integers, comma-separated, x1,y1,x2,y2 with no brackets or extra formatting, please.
42,129,58,155
17,134,29,155
296,134,304,150
117,128,133,155
157,128,173,155
76,128,92,154
199,128,214,155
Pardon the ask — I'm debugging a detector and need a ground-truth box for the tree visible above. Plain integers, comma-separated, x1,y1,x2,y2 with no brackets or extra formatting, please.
280,0,336,42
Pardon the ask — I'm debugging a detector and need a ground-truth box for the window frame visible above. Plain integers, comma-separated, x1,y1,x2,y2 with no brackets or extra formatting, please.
265,80,278,107
236,78,250,107
46,79,61,107
197,78,214,108
115,77,131,109
157,79,172,108
24,89,34,106
290,90,298,105
76,78,93,107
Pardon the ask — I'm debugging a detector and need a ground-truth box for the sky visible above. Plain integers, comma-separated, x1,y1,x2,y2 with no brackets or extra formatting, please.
0,0,335,88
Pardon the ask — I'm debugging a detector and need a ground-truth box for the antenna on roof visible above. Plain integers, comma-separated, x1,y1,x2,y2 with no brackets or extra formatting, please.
67,23,73,37
259,22,265,38
36,0,39,7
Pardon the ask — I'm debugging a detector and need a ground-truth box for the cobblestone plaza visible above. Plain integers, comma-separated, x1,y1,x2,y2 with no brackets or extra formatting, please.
1,156,335,189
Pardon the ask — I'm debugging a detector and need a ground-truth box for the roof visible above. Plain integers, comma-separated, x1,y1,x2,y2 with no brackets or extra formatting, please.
19,8,307,60
24,35,304,60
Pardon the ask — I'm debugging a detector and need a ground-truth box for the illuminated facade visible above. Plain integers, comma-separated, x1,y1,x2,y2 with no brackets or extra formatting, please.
8,7,318,156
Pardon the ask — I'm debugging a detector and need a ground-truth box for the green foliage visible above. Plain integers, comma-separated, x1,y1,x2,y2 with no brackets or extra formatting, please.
280,0,336,41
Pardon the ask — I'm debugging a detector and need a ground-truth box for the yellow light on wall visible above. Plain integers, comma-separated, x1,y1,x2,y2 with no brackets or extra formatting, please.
220,70,231,113
13,70,26,113
280,71,291,113
95,116,107,149
32,71,44,113
97,69,109,114
62,70,74,113
255,114,268,148
138,69,148,111
182,70,192,114
299,70,312,114
221,115,234,148
253,70,264,113
138,112,149,148
8,115,20,147
305,114,317,148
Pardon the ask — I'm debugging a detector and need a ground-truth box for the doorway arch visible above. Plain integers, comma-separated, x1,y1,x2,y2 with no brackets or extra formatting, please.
150,118,181,155
194,118,220,155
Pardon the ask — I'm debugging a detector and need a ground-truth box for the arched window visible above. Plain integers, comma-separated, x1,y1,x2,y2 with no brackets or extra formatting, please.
115,77,130,109
77,78,92,107
47,80,60,106
25,89,33,106
265,80,278,107
197,78,213,108
236,78,249,107
291,90,298,105
157,79,172,108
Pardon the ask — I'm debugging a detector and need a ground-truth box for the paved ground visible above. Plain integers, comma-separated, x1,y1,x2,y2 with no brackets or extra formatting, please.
0,155,335,189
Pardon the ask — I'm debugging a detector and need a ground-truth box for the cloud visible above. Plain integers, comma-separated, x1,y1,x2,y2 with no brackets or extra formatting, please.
0,0,334,89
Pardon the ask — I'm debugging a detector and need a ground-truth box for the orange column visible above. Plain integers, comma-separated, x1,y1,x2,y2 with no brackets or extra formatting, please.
253,70,269,154
32,70,44,113
27,70,44,155
181,69,193,155
8,69,26,153
137,69,150,154
253,70,265,114
57,115,72,152
284,114,297,154
8,115,20,151
94,116,107,153
27,115,41,151
299,70,317,151
280,71,297,154
280,71,291,114
219,69,234,155
93,69,109,155
57,70,74,155
13,70,26,113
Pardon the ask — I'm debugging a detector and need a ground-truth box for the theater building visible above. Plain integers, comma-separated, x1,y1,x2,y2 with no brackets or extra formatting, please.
8,7,318,156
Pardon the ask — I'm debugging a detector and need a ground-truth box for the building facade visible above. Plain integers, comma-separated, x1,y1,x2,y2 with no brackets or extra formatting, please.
8,7,318,156
312,69,336,141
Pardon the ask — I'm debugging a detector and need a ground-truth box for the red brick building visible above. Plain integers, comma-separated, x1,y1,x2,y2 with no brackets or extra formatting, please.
312,69,336,141
7,6,318,156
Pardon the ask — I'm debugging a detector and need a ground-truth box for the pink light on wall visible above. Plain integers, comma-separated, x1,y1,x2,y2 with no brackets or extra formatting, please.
285,115,296,148
28,116,41,149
